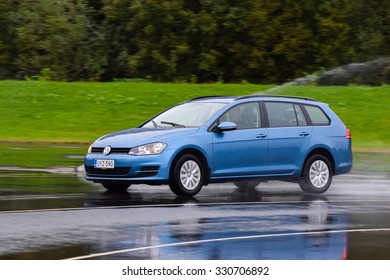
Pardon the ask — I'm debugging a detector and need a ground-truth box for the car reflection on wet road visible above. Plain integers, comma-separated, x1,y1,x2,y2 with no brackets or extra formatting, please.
1,160,390,260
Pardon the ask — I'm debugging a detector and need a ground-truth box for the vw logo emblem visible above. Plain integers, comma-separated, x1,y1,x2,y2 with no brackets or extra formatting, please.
103,146,111,156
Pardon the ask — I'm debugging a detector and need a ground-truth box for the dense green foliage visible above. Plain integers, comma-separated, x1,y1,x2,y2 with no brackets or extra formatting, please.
0,81,388,148
1,0,390,83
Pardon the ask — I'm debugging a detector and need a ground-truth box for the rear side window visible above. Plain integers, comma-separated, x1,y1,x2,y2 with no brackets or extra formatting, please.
265,102,307,127
304,105,330,125
294,104,307,126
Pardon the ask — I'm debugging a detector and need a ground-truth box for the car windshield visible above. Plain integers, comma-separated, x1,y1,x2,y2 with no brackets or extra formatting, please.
141,102,227,128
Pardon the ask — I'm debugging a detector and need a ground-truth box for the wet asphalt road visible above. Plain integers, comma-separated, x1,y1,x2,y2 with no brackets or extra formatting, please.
1,166,390,260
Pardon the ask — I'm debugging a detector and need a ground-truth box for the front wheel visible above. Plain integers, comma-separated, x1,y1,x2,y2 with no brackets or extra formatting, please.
299,155,333,194
169,154,204,197
101,182,131,192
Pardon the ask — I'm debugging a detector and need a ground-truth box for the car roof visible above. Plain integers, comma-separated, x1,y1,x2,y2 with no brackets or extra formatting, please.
237,94,317,102
190,96,237,103
189,94,319,104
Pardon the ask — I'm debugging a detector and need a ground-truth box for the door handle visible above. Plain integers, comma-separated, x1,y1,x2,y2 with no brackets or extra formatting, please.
299,132,310,136
256,134,267,138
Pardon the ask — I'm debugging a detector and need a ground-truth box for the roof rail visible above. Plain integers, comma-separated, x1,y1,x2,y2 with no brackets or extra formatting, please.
236,94,317,102
190,95,236,101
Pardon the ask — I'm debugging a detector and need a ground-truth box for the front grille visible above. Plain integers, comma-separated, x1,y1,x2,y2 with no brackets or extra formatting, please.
91,147,131,154
85,166,131,177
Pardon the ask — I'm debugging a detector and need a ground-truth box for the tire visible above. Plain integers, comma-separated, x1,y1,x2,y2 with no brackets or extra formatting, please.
169,154,204,197
233,180,261,189
101,182,131,192
299,154,333,194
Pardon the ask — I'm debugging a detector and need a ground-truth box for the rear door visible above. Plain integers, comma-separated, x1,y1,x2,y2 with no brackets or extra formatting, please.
264,102,312,175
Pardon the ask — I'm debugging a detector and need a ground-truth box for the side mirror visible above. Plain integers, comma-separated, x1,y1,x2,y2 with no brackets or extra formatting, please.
215,121,237,132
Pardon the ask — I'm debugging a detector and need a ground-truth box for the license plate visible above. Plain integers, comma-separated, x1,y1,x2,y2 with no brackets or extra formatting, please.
94,159,115,169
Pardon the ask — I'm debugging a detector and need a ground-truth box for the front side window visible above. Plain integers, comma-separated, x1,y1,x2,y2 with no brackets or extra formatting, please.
304,105,330,125
216,102,261,130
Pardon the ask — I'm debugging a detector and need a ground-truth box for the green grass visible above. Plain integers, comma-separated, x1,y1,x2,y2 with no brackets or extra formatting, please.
0,80,389,149
0,142,87,168
0,81,271,142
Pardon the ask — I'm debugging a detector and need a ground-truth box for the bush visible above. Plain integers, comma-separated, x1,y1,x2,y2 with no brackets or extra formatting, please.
318,58,390,86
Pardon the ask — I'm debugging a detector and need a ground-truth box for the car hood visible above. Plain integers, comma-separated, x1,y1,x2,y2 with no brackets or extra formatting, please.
93,127,199,147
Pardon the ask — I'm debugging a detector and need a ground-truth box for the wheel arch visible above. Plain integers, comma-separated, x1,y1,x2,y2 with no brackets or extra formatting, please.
169,148,210,185
301,147,335,176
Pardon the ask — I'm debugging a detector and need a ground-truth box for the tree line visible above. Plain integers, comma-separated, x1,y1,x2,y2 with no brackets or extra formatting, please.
1,0,390,83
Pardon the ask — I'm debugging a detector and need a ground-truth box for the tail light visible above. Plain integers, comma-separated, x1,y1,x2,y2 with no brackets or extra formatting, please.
346,129,351,139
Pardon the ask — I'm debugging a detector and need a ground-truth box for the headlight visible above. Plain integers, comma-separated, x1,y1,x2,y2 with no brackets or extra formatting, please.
129,142,167,155
87,144,92,154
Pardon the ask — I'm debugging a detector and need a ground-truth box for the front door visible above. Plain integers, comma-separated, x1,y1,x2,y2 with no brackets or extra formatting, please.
211,102,268,178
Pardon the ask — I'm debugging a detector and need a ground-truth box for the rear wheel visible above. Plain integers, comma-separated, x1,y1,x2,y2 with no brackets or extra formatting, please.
299,154,332,194
101,182,131,192
169,154,203,197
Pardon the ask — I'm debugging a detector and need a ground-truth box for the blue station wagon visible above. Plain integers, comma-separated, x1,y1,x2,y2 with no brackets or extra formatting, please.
84,95,352,196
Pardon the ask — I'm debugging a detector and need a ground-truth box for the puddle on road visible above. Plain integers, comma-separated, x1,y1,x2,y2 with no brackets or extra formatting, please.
0,170,96,211
0,143,389,212
2,200,390,260
0,142,94,211
0,144,389,260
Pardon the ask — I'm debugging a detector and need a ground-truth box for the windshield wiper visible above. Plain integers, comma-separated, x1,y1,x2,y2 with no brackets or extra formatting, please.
160,121,186,128
151,120,160,128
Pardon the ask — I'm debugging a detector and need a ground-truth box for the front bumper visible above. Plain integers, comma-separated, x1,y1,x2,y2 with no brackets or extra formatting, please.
84,152,172,184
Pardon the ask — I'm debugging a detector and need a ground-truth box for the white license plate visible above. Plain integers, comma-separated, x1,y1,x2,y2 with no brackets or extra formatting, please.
94,159,115,169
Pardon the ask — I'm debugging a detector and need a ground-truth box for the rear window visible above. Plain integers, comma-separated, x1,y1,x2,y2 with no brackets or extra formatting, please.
304,105,330,125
